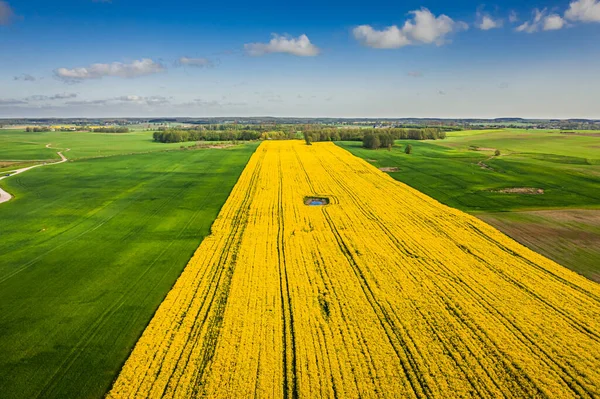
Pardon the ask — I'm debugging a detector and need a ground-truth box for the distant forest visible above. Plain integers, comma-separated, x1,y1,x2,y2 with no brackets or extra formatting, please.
152,125,447,145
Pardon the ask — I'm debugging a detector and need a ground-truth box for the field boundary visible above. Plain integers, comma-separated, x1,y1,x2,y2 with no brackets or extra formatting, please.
0,150,69,204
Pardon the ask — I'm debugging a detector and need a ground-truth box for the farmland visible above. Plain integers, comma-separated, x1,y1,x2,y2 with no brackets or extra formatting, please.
0,129,257,399
0,129,201,161
339,129,600,281
108,141,599,398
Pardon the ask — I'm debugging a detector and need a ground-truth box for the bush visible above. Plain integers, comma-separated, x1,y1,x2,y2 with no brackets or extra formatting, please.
495,149,501,156
405,144,413,154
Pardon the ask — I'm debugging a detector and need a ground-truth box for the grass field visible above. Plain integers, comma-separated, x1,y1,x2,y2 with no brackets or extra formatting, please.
0,129,196,160
108,141,600,398
339,129,600,281
0,131,257,399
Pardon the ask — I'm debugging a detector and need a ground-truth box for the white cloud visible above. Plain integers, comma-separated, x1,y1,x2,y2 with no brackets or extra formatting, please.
244,34,320,56
0,0,14,25
55,59,165,81
353,25,410,49
478,15,503,30
565,0,600,22
353,8,467,49
178,57,214,67
509,11,519,23
516,9,566,33
544,14,567,30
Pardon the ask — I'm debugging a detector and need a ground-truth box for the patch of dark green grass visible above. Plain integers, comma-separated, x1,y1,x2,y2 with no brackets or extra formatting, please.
339,140,600,213
0,144,257,399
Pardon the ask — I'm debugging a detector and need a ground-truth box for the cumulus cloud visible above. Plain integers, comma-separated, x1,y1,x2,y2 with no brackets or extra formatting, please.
0,0,14,25
244,34,320,56
565,0,600,22
509,11,519,23
54,59,165,82
177,57,215,68
14,74,36,82
353,8,467,49
477,14,503,30
353,25,410,49
516,9,566,32
544,14,567,30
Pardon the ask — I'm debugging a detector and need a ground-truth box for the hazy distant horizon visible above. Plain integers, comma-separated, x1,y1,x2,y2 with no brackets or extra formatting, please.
2,115,600,121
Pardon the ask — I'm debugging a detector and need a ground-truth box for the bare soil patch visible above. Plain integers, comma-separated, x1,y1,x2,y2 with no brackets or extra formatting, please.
479,209,600,282
379,167,399,172
527,209,600,226
0,161,21,168
477,161,494,171
186,143,239,150
492,187,544,195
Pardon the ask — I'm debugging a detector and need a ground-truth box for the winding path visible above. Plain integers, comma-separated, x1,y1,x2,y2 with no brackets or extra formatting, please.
0,147,69,204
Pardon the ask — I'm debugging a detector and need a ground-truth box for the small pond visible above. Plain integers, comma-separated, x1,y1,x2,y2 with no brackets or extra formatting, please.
304,196,330,206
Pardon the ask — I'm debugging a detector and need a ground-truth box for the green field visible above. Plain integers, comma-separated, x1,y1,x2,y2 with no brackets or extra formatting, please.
0,129,199,160
0,129,257,399
339,129,600,281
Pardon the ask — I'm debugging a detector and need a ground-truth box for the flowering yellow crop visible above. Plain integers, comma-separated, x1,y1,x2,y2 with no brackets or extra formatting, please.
108,141,600,398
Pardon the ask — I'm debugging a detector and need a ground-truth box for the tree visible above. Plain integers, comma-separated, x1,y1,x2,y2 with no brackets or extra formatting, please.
303,131,312,145
494,149,501,156
405,144,413,154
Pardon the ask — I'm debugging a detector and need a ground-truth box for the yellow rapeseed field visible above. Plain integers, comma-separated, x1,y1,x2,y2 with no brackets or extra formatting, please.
108,141,600,398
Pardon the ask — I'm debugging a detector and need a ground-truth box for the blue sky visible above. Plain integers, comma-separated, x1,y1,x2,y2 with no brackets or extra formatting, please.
1,0,599,118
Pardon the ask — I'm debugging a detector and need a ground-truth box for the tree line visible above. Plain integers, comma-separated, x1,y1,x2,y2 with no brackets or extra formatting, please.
302,127,446,143
153,129,275,143
153,125,447,145
89,127,130,133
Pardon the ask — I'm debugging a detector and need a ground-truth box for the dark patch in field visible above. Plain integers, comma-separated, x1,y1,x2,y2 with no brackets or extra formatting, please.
477,161,494,171
479,209,600,283
492,187,544,195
